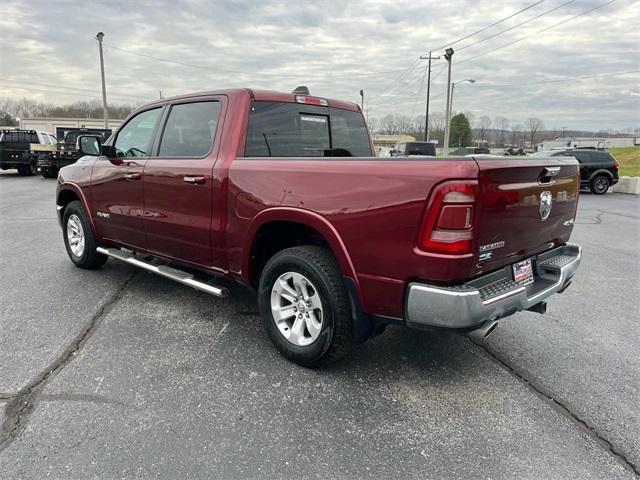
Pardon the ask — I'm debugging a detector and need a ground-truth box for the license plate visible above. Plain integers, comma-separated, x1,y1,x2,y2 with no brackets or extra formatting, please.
513,258,534,285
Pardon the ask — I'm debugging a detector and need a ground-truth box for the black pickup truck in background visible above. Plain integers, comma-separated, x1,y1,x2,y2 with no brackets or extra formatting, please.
0,130,55,176
38,128,112,178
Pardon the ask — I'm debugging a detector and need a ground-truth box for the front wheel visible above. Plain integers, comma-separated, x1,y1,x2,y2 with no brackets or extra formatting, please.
258,246,354,367
590,175,610,195
62,201,108,269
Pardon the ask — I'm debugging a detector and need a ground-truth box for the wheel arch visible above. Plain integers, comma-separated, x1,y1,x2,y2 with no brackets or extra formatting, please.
588,168,614,182
57,183,97,234
242,208,363,302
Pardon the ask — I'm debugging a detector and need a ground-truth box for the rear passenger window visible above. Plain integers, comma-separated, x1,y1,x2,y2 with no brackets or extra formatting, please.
158,101,221,157
245,102,330,157
329,108,372,157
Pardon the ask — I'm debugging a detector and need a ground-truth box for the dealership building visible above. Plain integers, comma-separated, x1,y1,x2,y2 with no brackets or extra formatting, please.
18,117,123,137
537,136,639,150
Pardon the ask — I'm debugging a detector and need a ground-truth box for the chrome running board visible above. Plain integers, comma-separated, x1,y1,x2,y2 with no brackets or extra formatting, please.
96,247,229,298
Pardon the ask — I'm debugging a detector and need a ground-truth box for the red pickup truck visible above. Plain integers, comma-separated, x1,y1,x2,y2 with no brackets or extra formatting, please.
56,88,581,366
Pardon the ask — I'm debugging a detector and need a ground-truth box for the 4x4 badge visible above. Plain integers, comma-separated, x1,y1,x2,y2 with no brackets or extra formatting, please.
539,191,552,220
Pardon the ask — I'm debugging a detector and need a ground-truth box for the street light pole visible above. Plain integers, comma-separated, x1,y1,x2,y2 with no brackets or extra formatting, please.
442,48,454,156
95,32,108,129
359,89,364,111
449,79,475,148
420,52,440,142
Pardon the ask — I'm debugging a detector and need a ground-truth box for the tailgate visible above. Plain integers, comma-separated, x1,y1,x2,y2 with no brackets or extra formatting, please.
471,156,579,277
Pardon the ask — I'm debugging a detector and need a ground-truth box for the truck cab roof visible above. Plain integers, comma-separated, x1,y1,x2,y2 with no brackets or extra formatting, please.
141,88,361,113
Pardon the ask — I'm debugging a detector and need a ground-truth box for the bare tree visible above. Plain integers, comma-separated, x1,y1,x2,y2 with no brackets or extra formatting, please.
510,124,523,147
494,116,509,147
367,116,380,134
0,96,137,120
429,111,446,146
478,116,491,144
526,118,544,148
464,111,476,130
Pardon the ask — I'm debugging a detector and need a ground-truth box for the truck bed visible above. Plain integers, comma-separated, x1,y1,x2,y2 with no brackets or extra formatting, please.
227,155,579,318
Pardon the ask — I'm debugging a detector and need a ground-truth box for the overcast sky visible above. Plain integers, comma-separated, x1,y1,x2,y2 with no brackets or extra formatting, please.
0,0,638,130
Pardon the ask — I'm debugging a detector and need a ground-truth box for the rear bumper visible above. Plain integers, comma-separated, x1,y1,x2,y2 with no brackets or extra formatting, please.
405,244,581,329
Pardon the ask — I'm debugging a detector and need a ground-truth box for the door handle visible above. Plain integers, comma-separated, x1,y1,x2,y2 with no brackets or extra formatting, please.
183,176,206,185
125,172,142,181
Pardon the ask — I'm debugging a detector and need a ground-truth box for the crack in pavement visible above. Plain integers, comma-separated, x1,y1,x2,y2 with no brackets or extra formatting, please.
576,209,640,226
469,337,640,477
0,272,137,454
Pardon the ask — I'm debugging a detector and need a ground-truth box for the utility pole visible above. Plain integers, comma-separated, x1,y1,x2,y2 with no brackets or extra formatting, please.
359,89,364,111
420,52,440,142
442,48,454,156
95,32,108,129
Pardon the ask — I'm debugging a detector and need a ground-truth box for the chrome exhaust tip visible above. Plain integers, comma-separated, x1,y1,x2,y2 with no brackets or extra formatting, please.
465,319,499,340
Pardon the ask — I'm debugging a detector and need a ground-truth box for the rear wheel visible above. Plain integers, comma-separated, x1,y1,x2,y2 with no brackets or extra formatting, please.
17,160,37,176
41,167,58,178
258,246,353,367
62,201,108,269
590,175,610,195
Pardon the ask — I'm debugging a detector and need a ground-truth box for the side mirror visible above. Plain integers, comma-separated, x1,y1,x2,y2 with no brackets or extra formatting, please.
78,135,102,156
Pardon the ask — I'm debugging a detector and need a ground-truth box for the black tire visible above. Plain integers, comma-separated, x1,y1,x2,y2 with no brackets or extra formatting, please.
41,167,58,178
590,174,610,195
62,200,108,269
258,246,353,367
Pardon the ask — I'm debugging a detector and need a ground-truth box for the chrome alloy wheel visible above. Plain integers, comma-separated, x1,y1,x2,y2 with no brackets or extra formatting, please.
66,214,85,257
270,272,323,346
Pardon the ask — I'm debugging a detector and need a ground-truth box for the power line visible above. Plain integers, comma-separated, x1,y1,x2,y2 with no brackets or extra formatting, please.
368,65,448,112
0,82,150,103
466,70,640,89
366,58,424,101
0,77,147,101
431,0,548,51
456,0,576,52
410,67,429,118
103,43,407,79
368,65,433,106
457,0,620,66
367,62,425,104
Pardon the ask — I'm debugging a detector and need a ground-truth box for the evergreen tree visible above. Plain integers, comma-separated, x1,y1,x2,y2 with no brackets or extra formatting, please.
450,113,472,147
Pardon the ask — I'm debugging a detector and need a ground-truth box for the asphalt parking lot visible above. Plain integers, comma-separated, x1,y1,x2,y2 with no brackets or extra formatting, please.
0,170,638,479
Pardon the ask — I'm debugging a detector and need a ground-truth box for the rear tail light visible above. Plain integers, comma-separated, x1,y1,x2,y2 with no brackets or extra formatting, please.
614,161,620,170
419,181,477,255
